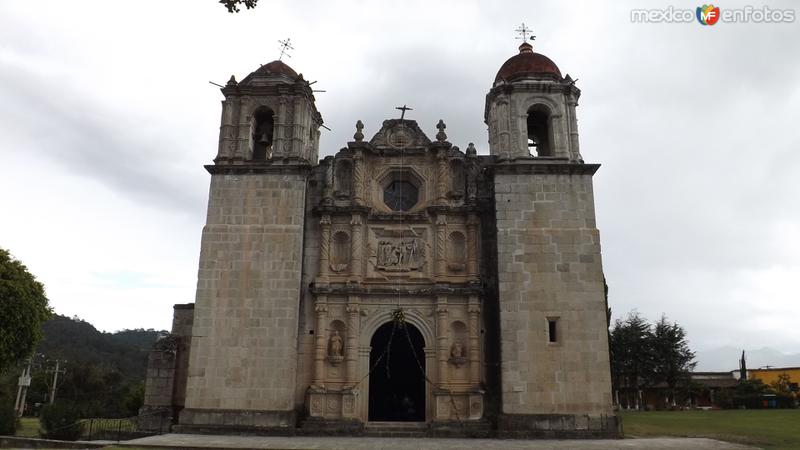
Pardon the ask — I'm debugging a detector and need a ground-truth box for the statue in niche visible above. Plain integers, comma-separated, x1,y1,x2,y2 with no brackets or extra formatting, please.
328,331,344,365
329,331,343,356
449,340,467,366
376,238,424,271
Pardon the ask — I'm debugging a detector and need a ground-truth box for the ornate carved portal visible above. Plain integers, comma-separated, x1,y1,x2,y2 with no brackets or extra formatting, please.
307,119,483,424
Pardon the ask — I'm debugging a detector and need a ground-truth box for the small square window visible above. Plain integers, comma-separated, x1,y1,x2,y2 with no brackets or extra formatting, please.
547,318,558,343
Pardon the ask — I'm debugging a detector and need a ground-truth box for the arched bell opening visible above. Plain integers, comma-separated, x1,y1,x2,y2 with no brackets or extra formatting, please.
251,107,275,160
368,321,426,422
526,104,553,157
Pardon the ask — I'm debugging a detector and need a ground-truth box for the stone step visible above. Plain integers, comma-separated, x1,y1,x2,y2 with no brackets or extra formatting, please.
365,421,428,429
364,421,429,437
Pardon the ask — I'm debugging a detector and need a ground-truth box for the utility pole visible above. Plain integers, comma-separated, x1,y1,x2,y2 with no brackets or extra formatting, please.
46,360,66,405
14,357,32,417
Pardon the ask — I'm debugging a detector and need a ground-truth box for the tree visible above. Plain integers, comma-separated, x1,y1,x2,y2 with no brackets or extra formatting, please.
770,373,795,395
0,248,51,370
220,0,258,13
650,315,696,406
610,311,656,410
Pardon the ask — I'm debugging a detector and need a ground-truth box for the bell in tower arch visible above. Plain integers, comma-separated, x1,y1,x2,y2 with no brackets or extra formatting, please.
252,108,275,160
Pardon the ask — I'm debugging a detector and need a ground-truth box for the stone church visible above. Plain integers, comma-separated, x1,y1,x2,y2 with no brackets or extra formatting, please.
140,40,618,438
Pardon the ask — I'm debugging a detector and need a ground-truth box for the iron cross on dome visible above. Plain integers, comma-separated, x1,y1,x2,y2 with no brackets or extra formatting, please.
515,23,536,42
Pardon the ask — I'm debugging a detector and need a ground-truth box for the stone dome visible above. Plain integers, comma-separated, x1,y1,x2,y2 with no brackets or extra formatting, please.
494,42,562,82
251,60,299,79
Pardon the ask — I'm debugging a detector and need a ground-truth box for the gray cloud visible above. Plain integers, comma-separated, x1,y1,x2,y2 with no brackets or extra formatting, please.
0,62,206,216
1,0,799,355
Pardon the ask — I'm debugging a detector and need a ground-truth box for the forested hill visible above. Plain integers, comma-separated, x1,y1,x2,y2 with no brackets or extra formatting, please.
35,315,166,381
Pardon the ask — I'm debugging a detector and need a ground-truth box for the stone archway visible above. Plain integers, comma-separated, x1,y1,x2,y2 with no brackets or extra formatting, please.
368,321,426,422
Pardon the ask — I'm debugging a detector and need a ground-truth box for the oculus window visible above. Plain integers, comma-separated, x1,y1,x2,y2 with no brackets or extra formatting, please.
384,180,418,212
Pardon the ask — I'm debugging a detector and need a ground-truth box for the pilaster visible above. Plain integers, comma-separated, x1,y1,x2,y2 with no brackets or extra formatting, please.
313,296,328,387
345,296,360,385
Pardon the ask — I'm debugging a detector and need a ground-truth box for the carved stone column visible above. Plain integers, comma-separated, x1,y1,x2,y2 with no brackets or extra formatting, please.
313,296,328,387
352,149,365,206
436,148,448,204
274,96,288,157
292,97,303,156
236,97,251,160
349,213,363,282
466,213,479,280
318,214,331,281
435,214,447,278
551,113,566,159
218,96,239,160
322,158,334,205
468,297,481,386
345,296,360,385
567,96,583,162
436,296,449,387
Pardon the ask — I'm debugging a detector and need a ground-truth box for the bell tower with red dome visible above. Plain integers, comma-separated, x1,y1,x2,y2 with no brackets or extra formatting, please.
485,41,582,162
487,35,617,436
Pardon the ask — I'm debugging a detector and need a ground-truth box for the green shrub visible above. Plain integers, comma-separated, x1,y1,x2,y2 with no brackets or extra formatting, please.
714,389,734,409
0,395,17,435
39,401,82,440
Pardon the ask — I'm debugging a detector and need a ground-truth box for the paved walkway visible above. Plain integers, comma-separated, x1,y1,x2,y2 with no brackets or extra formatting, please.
121,434,758,450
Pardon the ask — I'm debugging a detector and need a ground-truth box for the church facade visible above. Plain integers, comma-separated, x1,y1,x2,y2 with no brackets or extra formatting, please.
140,42,618,437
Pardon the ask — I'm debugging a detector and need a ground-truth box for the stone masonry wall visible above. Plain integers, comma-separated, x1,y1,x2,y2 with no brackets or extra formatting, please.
171,303,194,411
494,171,613,416
183,172,307,414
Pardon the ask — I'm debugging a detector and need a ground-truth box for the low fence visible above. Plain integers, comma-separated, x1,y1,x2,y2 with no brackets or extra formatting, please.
82,409,170,441
40,408,170,442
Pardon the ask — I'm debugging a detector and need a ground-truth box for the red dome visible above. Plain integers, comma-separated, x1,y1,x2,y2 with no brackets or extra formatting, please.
253,60,298,79
495,43,562,82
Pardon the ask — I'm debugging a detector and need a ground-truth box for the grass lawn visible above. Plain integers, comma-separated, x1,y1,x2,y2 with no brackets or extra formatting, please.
14,417,40,438
621,409,800,450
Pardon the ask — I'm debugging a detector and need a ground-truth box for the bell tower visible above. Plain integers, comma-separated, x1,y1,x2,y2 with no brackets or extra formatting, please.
485,41,582,162
215,60,322,163
486,35,617,436
179,60,323,431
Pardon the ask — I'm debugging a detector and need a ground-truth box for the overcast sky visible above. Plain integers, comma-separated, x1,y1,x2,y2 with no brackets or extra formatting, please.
2,1,798,363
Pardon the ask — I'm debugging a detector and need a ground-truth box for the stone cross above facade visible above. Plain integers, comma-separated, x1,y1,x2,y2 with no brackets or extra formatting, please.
395,104,413,120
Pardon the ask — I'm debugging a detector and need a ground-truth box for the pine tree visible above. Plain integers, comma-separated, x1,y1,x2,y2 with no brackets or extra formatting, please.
651,315,696,407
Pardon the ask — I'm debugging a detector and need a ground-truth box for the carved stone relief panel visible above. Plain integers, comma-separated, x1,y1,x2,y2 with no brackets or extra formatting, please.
376,238,424,271
367,226,431,279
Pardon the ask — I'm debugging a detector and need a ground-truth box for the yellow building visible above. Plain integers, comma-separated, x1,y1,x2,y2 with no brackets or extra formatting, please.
748,367,800,391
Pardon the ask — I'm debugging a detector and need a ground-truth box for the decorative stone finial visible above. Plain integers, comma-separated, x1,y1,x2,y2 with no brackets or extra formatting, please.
436,119,447,142
354,120,364,142
226,75,238,86
466,142,477,156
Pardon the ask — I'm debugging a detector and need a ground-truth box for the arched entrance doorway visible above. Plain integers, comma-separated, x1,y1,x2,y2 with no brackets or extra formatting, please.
368,321,426,422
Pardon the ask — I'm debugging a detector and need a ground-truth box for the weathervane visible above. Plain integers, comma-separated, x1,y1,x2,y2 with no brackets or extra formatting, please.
278,38,294,60
395,104,413,121
515,23,536,42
